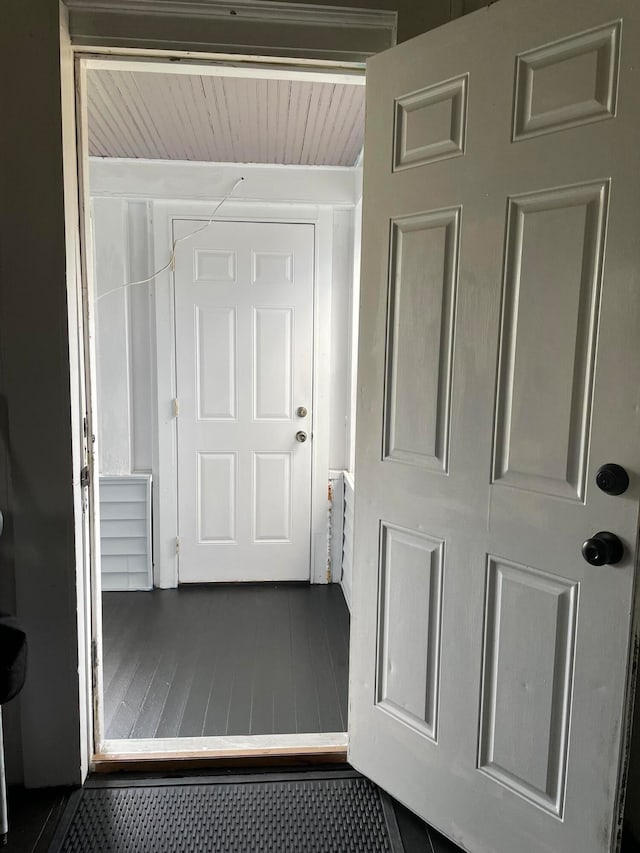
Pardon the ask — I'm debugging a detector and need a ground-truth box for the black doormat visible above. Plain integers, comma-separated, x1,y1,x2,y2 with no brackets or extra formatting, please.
47,770,404,853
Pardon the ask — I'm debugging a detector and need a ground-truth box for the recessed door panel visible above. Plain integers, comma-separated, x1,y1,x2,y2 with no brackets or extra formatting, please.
195,306,237,420
253,452,292,542
384,209,459,472
252,251,294,286
493,181,608,500
513,22,621,141
376,523,443,741
194,249,237,283
253,307,293,421
478,557,577,816
393,75,468,170
197,452,236,542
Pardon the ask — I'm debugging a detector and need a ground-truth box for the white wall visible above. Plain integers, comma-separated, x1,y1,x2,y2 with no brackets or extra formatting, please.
328,209,355,471
348,187,363,474
92,198,154,475
91,158,358,585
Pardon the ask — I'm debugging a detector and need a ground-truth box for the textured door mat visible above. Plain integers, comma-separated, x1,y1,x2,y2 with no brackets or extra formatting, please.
47,770,404,852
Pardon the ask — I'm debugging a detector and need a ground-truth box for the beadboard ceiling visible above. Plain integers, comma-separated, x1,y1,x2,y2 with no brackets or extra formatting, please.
87,69,365,167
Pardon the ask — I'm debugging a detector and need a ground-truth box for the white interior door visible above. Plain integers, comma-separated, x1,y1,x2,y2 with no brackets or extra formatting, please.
174,219,314,583
349,0,640,851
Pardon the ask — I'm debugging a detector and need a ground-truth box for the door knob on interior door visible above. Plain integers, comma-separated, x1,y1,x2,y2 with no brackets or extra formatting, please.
296,406,308,418
581,531,624,566
295,431,308,443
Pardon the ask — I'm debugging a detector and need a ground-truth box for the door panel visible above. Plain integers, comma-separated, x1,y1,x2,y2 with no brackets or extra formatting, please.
493,181,608,500
384,208,459,471
512,22,621,141
393,75,468,170
253,307,293,420
252,451,292,542
376,523,444,742
478,557,578,817
198,452,236,542
174,220,314,583
349,1,640,851
195,306,237,420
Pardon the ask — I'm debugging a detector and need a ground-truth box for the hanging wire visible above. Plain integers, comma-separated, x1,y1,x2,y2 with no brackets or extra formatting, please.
96,176,245,302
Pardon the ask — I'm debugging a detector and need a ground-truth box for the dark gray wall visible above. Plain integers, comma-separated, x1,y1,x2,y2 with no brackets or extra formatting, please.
287,0,454,42
0,341,22,782
0,0,83,786
460,0,490,14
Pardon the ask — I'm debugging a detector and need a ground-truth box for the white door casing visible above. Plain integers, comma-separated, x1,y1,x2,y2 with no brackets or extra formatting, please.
349,1,640,852
174,219,314,583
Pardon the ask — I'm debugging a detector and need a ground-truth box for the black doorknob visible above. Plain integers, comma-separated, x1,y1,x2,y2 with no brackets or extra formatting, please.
595,463,629,496
582,531,624,566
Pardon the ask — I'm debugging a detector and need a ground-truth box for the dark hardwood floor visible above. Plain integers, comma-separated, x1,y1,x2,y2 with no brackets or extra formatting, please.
102,583,349,740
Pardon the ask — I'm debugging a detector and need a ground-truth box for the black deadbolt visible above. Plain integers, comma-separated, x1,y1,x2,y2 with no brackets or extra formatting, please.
595,463,629,496
582,531,624,566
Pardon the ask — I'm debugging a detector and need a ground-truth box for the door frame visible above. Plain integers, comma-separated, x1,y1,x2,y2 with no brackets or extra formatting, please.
72,41,365,762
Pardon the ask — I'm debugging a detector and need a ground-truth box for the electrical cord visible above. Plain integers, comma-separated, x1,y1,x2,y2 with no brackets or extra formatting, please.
96,176,245,302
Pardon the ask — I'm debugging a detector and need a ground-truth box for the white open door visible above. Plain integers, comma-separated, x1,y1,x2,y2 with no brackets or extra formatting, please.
349,0,640,851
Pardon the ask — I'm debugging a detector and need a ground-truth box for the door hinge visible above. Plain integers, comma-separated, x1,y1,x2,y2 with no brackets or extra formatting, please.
173,398,180,418
81,465,90,488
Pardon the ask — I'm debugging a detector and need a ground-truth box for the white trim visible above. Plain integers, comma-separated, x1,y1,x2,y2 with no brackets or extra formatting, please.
61,20,93,784
311,208,333,583
152,201,179,588
70,38,366,764
347,197,362,472
328,470,344,585
75,56,107,753
89,158,358,205
341,470,354,611
98,732,348,758
147,200,347,588
74,46,366,70
84,55,365,85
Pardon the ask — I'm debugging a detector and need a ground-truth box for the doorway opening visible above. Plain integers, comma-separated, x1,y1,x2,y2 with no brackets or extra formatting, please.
80,55,364,761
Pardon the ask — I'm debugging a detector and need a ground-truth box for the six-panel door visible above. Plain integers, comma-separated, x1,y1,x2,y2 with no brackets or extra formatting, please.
349,1,640,851
173,220,315,583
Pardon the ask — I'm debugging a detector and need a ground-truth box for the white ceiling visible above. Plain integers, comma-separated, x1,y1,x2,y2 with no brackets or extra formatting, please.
87,69,365,167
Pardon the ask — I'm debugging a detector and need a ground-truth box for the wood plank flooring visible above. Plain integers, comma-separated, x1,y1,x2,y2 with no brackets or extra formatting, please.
102,583,350,740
